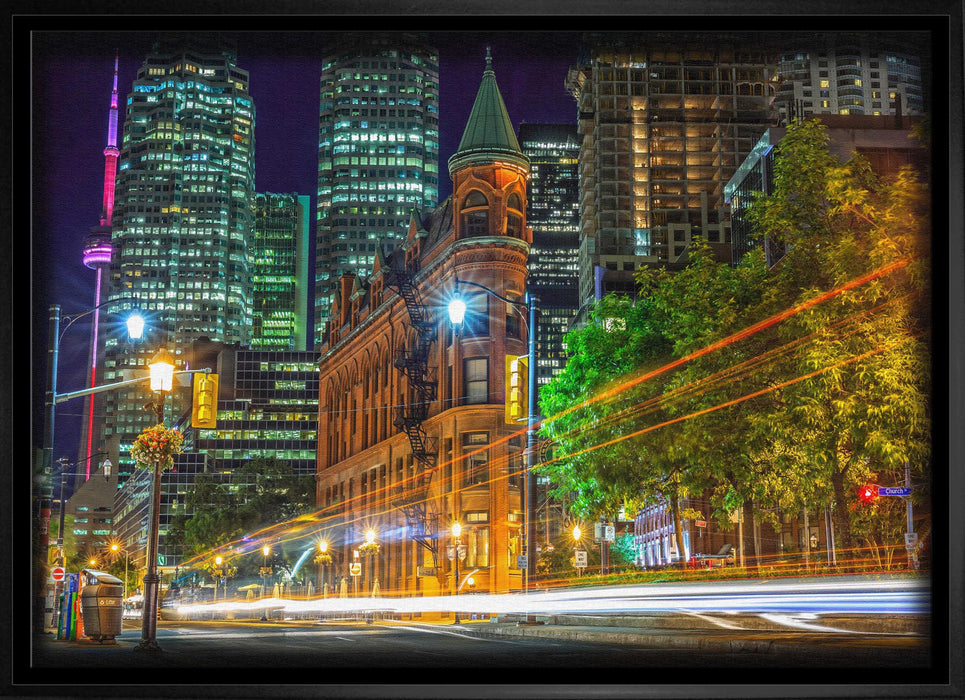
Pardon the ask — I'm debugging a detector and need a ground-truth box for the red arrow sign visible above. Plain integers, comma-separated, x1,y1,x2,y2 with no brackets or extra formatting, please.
51,566,66,582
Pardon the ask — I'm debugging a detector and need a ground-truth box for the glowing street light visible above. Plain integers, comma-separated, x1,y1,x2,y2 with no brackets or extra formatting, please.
35,299,142,634
215,556,225,602
446,293,467,325
448,521,467,625
261,545,271,620
135,347,176,654
110,541,130,600
448,278,539,589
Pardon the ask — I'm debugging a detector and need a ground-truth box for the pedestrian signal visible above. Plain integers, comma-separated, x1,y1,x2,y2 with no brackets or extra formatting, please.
858,483,879,504
192,372,219,429
505,355,528,425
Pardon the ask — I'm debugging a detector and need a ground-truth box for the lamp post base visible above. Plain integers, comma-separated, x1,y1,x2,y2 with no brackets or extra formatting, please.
133,639,162,653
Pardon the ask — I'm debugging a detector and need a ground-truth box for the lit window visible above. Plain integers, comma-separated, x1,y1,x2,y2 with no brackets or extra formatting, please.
464,358,489,404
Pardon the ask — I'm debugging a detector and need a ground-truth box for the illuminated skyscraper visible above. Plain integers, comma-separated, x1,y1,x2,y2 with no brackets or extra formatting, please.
518,123,580,387
773,33,926,123
566,33,779,313
251,193,311,351
102,38,256,483
76,53,121,482
315,33,439,347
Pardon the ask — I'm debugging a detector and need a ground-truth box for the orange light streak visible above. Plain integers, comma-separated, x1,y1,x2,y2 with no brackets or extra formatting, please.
183,258,915,570
545,333,921,466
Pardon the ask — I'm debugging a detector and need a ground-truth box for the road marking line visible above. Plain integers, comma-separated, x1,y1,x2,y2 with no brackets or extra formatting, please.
759,613,913,635
680,610,748,630
389,624,517,642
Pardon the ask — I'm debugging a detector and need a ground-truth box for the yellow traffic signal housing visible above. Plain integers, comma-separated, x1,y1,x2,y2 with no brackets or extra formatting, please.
505,355,528,425
191,372,219,429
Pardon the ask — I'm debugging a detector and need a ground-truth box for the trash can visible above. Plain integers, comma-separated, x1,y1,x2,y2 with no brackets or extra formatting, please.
79,571,124,642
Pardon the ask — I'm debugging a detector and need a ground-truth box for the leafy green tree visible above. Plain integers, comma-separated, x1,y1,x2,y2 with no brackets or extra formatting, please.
538,293,672,520
177,473,243,553
539,119,930,570
234,458,316,533
608,532,639,570
745,119,931,556
48,512,78,565
167,459,317,582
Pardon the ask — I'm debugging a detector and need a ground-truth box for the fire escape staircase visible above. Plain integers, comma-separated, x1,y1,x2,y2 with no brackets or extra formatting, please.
384,258,439,562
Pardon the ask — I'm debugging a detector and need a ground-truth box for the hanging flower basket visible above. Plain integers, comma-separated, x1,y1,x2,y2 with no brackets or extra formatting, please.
313,553,333,566
358,541,381,556
129,423,184,471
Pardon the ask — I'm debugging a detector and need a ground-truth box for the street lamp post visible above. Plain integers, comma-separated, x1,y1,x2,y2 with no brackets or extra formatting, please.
573,524,584,579
449,522,467,625
362,528,379,596
352,550,360,598
135,348,175,654
36,300,142,634
449,279,539,589
317,540,331,595
261,545,271,620
214,556,224,602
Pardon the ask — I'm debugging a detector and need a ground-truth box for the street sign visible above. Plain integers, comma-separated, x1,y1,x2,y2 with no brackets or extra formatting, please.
574,550,588,568
878,487,912,497
516,555,528,570
51,566,66,582
695,520,707,528
604,525,615,542
905,533,919,548
349,562,361,576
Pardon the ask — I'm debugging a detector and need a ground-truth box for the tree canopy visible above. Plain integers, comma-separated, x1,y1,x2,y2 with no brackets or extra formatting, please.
168,458,316,577
538,118,931,566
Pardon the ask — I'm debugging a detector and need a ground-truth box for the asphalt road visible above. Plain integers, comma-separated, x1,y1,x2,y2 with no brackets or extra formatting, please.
24,614,933,674
18,575,945,696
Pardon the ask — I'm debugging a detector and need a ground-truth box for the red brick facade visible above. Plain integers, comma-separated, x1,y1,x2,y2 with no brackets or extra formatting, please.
315,146,533,596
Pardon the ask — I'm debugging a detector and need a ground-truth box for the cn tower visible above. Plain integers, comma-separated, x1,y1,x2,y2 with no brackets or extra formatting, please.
78,53,120,480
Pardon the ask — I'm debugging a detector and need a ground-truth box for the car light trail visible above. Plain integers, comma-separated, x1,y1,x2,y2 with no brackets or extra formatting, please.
539,331,922,466
178,257,919,577
170,578,927,619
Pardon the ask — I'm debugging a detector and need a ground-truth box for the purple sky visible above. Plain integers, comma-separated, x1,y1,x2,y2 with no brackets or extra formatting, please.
30,31,581,461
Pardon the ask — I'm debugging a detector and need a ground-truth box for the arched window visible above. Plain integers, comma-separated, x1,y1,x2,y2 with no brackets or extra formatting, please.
506,192,523,238
463,211,489,237
464,190,488,208
461,190,489,237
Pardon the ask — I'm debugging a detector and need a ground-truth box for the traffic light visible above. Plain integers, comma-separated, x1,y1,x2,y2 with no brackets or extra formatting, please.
504,354,529,425
858,483,879,504
191,372,219,429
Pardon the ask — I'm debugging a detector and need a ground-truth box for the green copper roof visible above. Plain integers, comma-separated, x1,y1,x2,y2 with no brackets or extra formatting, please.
448,48,529,174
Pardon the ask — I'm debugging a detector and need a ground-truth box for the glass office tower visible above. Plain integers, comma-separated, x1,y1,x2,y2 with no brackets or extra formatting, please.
773,33,926,123
102,38,256,484
315,33,439,347
251,193,311,352
518,123,581,387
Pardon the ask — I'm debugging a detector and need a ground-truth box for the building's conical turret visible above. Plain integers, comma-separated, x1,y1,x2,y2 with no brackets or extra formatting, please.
448,48,529,175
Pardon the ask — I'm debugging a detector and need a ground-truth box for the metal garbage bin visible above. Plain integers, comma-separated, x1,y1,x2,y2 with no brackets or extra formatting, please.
79,571,124,642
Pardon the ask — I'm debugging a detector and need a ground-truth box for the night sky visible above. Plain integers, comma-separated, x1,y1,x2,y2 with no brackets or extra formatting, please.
30,29,583,462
